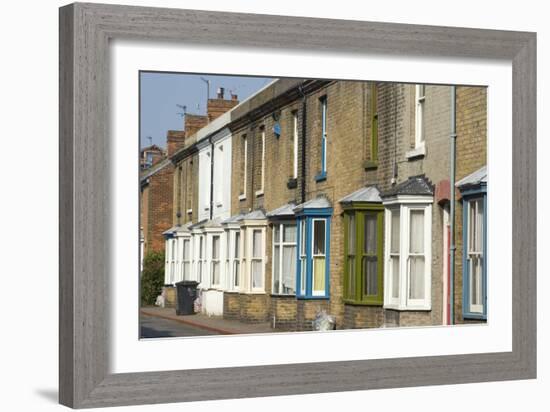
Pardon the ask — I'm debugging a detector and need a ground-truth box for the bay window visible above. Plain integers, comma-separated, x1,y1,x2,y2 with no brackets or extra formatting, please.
294,196,332,299
340,186,384,305
382,176,433,310
272,222,297,295
457,166,487,320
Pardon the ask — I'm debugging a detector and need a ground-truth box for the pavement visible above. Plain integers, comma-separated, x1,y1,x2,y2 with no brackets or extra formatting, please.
140,306,278,337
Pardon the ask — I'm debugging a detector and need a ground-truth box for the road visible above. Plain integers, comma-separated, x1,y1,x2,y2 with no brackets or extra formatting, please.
140,314,220,338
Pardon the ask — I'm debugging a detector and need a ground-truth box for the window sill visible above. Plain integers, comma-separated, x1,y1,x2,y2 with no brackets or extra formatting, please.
255,189,264,197
186,209,193,215
363,160,378,170
343,299,383,306
405,144,426,160
296,295,330,300
216,202,223,208
383,303,432,311
270,293,296,298
463,311,487,321
314,172,327,182
238,194,247,201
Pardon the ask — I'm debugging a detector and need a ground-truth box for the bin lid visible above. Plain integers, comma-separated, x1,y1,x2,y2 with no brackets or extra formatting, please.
175,280,200,286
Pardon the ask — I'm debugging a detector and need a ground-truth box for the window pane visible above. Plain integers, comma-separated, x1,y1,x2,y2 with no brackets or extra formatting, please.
300,220,306,254
234,232,240,258
252,260,263,288
283,224,297,243
391,210,400,253
274,225,280,244
183,239,190,260
347,256,355,298
274,245,280,280
364,214,377,254
313,256,326,292
348,214,355,252
300,258,306,293
313,220,326,255
392,257,400,298
282,245,296,294
183,262,190,280
252,230,262,257
212,262,220,284
409,256,425,299
233,261,240,287
363,257,378,296
212,236,220,259
409,210,424,254
470,256,483,308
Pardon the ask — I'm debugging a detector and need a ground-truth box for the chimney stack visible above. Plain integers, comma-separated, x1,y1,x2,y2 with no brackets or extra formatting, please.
207,87,239,122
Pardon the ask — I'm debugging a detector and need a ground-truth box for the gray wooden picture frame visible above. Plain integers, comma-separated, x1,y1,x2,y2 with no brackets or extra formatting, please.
59,2,536,409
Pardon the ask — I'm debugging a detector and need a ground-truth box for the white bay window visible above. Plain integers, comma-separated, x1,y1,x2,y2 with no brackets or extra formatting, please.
272,222,297,295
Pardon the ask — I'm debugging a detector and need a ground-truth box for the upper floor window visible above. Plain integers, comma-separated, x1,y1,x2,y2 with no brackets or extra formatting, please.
315,96,328,181
415,84,426,148
292,111,299,179
239,135,247,200
371,84,379,163
256,128,265,196
272,222,297,295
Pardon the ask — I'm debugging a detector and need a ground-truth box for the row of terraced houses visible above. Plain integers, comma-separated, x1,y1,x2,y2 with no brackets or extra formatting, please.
140,79,487,330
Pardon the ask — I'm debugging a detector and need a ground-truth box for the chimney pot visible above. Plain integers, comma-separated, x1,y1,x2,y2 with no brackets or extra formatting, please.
231,93,238,101
217,87,224,99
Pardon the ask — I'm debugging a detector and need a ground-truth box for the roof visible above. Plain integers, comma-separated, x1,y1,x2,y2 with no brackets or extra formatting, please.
456,166,487,188
241,209,267,220
140,158,172,183
339,186,382,204
189,217,224,230
266,202,296,218
293,196,332,213
381,175,434,198
221,213,245,225
162,222,193,236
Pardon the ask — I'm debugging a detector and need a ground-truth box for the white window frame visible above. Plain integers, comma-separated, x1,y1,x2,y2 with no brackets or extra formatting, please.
272,222,297,295
197,234,205,284
292,111,298,179
311,218,327,297
467,198,484,314
384,197,432,310
240,224,266,293
255,128,265,196
415,84,426,149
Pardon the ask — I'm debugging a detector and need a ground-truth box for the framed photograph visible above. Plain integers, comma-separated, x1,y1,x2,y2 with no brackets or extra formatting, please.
59,2,536,408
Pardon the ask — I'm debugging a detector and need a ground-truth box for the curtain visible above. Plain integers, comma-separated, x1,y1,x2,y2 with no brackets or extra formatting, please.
282,245,296,294
313,257,326,292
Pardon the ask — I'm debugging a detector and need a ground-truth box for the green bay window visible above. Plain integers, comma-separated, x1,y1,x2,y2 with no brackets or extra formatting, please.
340,186,384,305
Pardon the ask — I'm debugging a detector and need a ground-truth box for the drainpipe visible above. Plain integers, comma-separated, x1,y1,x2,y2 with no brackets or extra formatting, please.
298,84,307,204
449,86,457,325
209,136,214,220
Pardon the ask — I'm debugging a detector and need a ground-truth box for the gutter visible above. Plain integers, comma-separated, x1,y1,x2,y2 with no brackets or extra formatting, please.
449,86,457,325
209,136,214,220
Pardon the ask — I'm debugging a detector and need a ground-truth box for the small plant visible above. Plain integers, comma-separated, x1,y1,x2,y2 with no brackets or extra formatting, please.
140,250,165,306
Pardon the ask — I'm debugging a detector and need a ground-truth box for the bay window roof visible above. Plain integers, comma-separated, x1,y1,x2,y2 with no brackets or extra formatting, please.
381,175,434,198
241,209,267,220
338,186,382,205
266,202,296,218
221,213,245,225
189,217,224,230
162,221,193,237
456,165,487,190
293,195,332,214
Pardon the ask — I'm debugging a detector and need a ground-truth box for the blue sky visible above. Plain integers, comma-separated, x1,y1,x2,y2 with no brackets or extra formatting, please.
140,72,274,148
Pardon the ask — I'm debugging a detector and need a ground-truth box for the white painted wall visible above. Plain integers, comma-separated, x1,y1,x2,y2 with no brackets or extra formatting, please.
213,131,232,220
198,147,212,222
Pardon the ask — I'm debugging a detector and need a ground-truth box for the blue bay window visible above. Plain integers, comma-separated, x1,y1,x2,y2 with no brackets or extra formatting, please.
457,166,487,320
294,197,332,298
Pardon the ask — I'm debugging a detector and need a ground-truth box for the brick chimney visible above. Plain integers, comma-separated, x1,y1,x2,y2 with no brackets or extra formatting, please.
185,113,209,137
166,130,186,157
207,87,239,122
